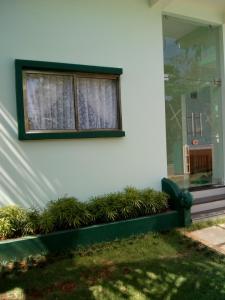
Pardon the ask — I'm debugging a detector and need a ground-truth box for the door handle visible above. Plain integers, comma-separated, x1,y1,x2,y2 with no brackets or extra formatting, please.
200,113,203,136
191,112,195,136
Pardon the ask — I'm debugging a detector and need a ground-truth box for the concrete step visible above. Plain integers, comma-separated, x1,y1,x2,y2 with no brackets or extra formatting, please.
192,199,225,221
191,186,225,201
190,186,225,221
192,194,225,205
192,207,225,221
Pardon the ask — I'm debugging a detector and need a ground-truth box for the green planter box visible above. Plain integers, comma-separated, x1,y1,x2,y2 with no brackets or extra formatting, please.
0,210,181,262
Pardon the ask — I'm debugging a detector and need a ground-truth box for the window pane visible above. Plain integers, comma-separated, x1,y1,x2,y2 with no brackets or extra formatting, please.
77,77,119,130
25,73,75,130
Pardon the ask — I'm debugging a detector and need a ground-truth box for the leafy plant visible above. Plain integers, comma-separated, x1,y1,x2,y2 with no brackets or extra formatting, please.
139,188,168,215
26,208,41,234
0,186,169,239
0,206,36,239
40,197,92,233
120,186,143,219
87,186,168,223
87,192,123,223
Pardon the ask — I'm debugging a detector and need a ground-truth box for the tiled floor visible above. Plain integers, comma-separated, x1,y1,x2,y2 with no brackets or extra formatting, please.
186,224,225,254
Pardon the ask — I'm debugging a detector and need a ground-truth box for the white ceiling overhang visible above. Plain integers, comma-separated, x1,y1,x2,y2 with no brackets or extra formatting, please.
149,0,225,24
149,0,174,8
150,0,225,8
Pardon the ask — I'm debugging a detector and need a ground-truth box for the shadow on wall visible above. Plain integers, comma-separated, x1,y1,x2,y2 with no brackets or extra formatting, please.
0,103,58,208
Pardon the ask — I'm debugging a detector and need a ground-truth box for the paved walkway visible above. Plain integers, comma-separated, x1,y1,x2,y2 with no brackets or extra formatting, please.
186,224,225,255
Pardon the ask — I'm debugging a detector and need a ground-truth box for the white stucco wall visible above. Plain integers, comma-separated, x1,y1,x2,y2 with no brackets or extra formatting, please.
221,24,225,183
164,0,225,24
1,0,225,207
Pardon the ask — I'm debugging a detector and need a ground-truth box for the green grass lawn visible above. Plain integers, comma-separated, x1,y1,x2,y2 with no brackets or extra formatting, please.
1,230,225,300
185,216,225,232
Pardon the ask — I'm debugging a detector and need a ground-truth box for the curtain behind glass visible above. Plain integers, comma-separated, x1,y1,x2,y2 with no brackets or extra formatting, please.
26,74,75,130
77,77,118,130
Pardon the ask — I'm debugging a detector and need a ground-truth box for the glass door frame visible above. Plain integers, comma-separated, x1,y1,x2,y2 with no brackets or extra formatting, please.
162,14,225,190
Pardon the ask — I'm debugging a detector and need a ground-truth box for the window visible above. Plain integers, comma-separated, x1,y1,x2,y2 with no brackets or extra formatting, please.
15,60,125,140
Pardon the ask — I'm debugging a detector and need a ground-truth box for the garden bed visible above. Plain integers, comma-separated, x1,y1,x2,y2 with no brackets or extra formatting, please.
0,210,181,262
0,179,193,262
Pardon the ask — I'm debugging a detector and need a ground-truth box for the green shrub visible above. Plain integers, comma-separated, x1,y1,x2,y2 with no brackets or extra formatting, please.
0,206,37,239
26,208,41,234
40,197,92,233
139,188,168,215
120,187,143,219
87,187,168,223
0,186,169,239
87,192,124,223
121,186,168,218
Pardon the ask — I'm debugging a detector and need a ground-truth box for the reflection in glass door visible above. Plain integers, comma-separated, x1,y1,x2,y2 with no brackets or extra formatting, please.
163,16,224,189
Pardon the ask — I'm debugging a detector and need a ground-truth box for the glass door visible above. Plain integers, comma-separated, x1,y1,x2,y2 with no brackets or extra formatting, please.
163,16,224,189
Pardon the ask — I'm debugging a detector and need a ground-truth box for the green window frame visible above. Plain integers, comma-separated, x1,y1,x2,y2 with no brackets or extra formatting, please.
15,59,125,140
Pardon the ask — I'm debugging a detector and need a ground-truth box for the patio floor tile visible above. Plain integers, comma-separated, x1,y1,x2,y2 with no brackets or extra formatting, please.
185,224,225,255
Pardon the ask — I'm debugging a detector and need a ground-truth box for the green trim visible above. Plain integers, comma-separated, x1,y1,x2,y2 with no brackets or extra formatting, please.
161,178,193,210
161,177,193,226
0,211,181,262
19,130,126,140
15,59,123,75
15,59,124,140
15,61,26,140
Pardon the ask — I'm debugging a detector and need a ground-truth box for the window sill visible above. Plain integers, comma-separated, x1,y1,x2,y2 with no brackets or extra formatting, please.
18,130,126,140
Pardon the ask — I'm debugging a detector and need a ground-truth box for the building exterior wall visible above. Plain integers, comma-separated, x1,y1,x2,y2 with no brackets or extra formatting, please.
164,0,225,24
0,0,225,207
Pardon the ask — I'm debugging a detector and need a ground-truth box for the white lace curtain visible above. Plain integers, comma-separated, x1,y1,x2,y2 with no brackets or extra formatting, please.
77,77,118,129
26,74,75,130
25,73,118,131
